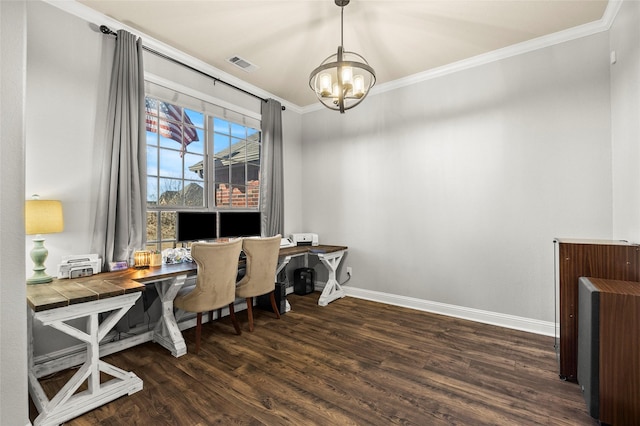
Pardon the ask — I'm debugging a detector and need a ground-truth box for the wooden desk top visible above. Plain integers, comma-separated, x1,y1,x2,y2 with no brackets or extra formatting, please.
27,278,145,313
26,263,202,312
279,244,348,257
27,244,348,313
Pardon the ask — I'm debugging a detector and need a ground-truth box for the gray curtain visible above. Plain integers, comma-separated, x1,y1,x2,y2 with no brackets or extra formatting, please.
260,99,284,237
91,30,146,269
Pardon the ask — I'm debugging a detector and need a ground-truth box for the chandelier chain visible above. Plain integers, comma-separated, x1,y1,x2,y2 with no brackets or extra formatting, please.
340,5,344,48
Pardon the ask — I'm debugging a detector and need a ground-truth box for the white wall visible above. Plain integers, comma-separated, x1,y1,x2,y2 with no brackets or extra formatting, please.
282,110,304,235
301,32,613,323
26,1,112,273
0,1,29,424
611,0,640,241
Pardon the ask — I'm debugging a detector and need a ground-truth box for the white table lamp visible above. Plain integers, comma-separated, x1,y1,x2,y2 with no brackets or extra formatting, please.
25,196,64,284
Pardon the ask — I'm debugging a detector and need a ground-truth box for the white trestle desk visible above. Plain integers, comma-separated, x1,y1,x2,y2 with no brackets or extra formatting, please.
27,278,145,426
277,245,348,306
27,244,347,424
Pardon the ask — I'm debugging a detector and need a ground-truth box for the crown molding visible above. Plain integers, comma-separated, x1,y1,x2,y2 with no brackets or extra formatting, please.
44,0,623,116
42,0,301,114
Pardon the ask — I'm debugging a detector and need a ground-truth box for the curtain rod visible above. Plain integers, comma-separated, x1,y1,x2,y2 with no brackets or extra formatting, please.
99,25,285,111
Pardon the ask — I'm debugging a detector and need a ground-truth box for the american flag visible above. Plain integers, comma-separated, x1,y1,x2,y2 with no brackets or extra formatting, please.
145,98,199,155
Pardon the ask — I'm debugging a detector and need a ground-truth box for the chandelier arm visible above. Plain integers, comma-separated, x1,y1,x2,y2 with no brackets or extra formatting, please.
337,46,344,113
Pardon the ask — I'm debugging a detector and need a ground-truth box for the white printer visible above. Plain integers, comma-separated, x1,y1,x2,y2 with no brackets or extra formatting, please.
58,254,101,279
290,233,319,246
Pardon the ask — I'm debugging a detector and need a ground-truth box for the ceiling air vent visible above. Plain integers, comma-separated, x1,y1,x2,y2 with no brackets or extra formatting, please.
227,55,259,73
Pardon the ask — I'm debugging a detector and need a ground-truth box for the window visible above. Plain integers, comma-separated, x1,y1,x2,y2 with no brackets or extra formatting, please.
146,98,206,208
144,88,261,252
213,118,261,208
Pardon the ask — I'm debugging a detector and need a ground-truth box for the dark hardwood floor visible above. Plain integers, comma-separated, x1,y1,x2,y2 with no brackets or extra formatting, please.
30,293,597,425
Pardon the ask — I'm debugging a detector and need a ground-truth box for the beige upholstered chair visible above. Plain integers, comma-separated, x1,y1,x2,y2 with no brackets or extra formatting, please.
174,239,243,354
235,235,282,331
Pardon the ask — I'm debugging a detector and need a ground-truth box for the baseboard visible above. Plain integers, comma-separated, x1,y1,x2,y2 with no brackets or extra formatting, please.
340,286,555,337
34,283,554,375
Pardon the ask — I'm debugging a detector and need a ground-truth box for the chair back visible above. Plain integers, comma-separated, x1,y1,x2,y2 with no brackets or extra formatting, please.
179,239,243,313
236,235,281,298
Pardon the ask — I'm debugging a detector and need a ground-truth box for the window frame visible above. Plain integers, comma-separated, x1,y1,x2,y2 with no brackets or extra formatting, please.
144,76,263,252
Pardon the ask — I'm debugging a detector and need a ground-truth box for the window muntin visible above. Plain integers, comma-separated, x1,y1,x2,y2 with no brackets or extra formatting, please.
145,94,261,251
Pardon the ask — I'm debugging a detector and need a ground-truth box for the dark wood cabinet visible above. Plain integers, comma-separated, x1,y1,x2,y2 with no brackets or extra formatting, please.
554,239,640,381
578,277,640,424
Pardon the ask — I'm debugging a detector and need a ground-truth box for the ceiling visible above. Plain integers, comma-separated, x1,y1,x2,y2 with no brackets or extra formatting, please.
78,0,609,109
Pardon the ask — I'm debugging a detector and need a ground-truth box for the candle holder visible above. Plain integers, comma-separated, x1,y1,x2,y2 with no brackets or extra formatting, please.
133,250,151,269
150,252,163,267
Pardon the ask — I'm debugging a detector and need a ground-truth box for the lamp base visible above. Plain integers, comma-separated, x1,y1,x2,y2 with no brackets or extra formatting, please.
28,236,53,285
27,273,54,285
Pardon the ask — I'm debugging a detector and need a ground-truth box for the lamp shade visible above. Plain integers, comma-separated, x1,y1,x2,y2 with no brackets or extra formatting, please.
25,199,64,235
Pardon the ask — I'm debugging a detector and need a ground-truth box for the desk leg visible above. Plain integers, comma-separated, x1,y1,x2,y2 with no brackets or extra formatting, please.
29,293,143,426
153,274,187,357
276,255,292,276
317,251,346,306
276,255,293,311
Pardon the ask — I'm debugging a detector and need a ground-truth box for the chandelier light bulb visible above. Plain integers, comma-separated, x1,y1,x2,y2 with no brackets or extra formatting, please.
341,66,353,91
353,75,365,98
332,82,340,98
319,73,332,97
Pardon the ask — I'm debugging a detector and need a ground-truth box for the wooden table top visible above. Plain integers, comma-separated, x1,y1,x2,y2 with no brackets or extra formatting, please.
27,244,348,312
278,244,348,256
26,263,203,312
27,278,145,313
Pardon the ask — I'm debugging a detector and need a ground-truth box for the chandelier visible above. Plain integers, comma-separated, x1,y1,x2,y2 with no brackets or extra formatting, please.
309,0,376,113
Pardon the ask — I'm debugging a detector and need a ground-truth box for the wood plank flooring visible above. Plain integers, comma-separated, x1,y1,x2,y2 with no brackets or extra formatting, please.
30,293,597,425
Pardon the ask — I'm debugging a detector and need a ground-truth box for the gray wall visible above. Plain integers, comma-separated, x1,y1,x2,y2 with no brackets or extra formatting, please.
0,1,28,425
611,0,640,240
301,32,613,324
